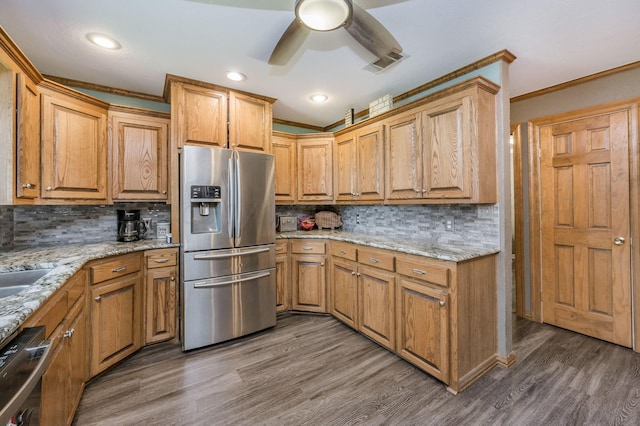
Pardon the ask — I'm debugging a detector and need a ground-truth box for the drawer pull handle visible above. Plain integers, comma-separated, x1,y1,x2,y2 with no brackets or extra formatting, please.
276,246,283,251
369,257,379,263
412,268,427,275
154,258,170,263
439,300,446,307
303,247,314,251
112,266,126,273
94,296,101,302
339,250,347,255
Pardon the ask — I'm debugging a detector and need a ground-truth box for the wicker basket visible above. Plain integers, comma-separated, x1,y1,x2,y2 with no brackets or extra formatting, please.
314,211,343,230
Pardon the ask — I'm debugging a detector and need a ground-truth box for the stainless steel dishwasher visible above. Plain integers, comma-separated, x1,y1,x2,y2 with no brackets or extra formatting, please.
0,326,53,426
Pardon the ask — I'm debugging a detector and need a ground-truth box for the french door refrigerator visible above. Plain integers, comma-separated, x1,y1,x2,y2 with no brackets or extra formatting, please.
180,145,276,351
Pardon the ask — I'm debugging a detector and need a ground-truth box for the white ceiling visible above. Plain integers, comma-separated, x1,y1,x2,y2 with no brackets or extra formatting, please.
1,0,639,128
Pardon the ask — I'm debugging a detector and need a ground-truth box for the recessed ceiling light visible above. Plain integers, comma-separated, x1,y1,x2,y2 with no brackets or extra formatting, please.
226,71,246,82
310,93,328,103
86,33,121,50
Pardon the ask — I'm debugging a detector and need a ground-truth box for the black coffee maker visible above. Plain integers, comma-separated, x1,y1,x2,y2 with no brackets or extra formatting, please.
117,210,147,242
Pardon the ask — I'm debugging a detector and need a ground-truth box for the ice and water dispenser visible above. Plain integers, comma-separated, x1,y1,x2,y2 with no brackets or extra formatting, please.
190,185,222,234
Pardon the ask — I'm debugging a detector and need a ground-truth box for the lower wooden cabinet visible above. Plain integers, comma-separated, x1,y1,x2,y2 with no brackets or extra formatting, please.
291,239,328,312
330,257,358,328
275,241,291,313
26,271,87,426
358,265,395,351
396,277,448,382
144,249,178,344
88,253,143,377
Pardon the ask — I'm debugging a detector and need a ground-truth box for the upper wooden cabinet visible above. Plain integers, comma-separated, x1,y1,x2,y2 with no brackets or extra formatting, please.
166,75,275,152
384,78,498,203
110,108,170,201
175,82,227,148
335,124,384,202
15,72,40,199
272,132,297,203
229,91,272,153
296,134,334,203
40,83,109,201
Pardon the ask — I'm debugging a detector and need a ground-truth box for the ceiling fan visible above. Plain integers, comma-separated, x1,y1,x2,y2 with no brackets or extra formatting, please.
269,0,403,65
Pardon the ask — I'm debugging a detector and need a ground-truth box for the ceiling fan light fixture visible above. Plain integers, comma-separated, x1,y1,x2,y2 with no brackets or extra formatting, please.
296,0,351,31
86,33,121,50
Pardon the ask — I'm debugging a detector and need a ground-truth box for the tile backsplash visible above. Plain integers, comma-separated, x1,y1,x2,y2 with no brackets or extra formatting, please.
277,204,500,249
4,203,171,248
0,207,14,249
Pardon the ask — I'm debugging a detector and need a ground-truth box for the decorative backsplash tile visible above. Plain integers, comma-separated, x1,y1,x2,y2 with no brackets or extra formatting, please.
9,203,171,247
0,207,14,249
277,204,499,249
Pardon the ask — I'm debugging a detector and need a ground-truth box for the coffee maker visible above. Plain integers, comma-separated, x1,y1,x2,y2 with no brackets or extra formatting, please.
117,209,147,242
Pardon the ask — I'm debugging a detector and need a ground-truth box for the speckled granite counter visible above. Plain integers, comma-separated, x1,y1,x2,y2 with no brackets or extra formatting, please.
0,240,179,343
276,230,499,262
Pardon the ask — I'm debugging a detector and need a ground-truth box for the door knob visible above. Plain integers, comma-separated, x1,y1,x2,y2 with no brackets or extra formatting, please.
614,236,625,246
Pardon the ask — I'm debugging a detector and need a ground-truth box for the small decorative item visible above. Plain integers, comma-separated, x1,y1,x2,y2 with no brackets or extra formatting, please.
369,93,393,118
344,108,354,127
315,211,343,230
299,216,316,231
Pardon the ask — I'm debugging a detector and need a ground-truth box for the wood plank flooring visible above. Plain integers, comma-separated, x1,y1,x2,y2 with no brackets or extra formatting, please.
73,314,640,425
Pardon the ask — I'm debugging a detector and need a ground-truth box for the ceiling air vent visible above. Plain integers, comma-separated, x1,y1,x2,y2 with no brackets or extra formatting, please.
363,51,405,74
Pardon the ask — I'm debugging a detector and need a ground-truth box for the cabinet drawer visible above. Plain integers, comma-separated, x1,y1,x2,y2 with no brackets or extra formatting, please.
396,258,449,287
145,249,177,269
24,291,68,339
275,240,289,254
358,248,394,271
291,240,325,254
331,242,357,261
90,253,141,284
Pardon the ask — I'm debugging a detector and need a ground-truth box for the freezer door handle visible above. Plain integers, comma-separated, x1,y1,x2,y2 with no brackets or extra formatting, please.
192,247,271,260
193,271,271,288
228,156,234,238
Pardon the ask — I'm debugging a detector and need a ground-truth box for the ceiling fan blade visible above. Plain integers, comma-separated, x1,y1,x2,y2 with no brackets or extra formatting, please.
269,19,310,65
346,2,402,58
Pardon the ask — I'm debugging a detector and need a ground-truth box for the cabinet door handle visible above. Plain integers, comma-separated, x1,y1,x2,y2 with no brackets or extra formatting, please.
412,268,427,275
356,272,361,277
320,263,325,266
22,183,36,189
339,250,346,255
351,271,356,275
94,296,101,302
369,257,379,263
439,300,445,307
162,190,167,194
414,189,421,193
46,186,52,191
154,258,170,263
112,266,126,272
63,328,75,338
276,246,283,251
422,189,427,193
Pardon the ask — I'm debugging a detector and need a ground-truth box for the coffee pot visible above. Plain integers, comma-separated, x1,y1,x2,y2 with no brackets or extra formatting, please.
117,209,147,242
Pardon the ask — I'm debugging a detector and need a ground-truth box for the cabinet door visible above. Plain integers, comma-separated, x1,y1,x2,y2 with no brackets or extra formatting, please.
358,266,395,350
41,92,108,199
422,95,472,199
66,300,87,424
385,112,422,200
91,273,142,376
357,125,385,201
330,258,358,328
275,253,291,313
229,91,272,153
272,134,297,202
40,338,68,426
334,131,357,201
291,254,327,312
145,266,177,344
297,137,334,202
396,278,449,382
111,112,169,201
181,84,227,147
15,72,40,199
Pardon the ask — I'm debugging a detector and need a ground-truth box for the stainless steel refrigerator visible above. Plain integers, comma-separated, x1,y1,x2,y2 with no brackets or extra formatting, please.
180,145,276,351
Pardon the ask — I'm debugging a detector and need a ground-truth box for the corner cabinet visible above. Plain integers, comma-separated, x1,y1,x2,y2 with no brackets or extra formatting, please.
88,253,143,377
110,108,170,201
40,82,109,201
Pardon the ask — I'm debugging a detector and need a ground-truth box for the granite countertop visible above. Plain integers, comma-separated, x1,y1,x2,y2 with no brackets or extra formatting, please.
276,230,499,262
0,240,179,343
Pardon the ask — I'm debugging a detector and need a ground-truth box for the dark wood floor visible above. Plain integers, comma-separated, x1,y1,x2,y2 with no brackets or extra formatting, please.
73,314,640,425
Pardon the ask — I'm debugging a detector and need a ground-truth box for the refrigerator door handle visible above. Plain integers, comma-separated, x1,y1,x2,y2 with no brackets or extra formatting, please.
228,155,234,239
192,247,271,260
193,271,271,288
235,152,242,241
